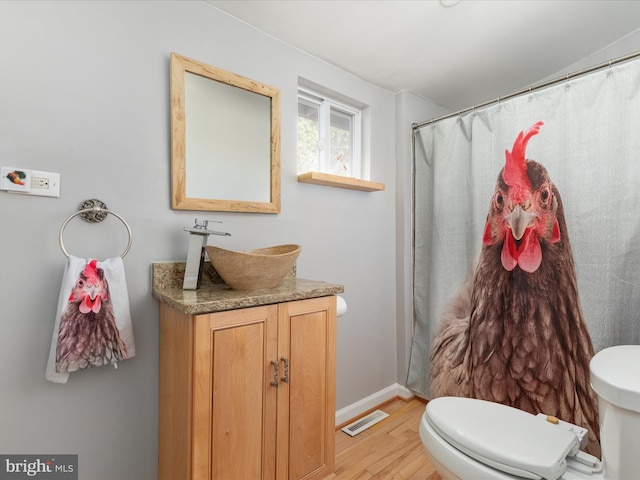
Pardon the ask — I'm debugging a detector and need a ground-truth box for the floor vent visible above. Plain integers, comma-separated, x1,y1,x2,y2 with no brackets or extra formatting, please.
341,409,389,436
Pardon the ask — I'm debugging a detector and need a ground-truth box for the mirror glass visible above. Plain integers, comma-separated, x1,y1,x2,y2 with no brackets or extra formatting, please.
171,53,281,213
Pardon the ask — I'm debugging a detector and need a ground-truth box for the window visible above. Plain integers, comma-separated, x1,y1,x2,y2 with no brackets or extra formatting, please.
297,87,362,178
297,81,384,192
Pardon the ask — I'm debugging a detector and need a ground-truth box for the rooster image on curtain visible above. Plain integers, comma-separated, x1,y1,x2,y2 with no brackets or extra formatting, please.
429,122,601,457
55,259,129,373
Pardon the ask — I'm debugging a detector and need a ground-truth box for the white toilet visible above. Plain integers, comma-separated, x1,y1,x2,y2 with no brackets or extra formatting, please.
419,345,640,480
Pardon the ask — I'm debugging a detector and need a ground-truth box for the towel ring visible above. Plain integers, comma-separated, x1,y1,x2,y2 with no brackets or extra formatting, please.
59,200,132,258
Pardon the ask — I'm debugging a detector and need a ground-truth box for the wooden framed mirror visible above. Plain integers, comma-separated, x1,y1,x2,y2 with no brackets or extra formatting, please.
170,53,281,213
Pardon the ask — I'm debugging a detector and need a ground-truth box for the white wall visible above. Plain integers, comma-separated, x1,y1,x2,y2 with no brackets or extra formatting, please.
0,2,396,478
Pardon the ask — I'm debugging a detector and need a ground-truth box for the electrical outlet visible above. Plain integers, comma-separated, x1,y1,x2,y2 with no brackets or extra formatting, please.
32,176,50,189
28,170,60,197
0,167,60,197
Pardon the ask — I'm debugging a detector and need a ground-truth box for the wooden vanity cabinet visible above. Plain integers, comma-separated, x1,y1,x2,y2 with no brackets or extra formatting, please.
159,296,336,480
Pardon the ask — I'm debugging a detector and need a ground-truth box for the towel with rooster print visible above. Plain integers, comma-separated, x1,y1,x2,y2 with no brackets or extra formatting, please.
46,256,135,383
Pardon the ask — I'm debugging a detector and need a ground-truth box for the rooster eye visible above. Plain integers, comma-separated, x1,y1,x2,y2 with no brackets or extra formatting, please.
495,192,504,210
540,188,550,204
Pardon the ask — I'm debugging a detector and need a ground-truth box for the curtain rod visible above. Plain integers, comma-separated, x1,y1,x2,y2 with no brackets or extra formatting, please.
412,50,640,131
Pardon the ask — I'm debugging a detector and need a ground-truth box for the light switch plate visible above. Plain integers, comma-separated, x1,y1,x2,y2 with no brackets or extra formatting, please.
1,167,60,197
0,167,31,193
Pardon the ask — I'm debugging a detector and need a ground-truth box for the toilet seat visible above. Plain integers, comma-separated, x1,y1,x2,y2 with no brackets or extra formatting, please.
425,397,583,480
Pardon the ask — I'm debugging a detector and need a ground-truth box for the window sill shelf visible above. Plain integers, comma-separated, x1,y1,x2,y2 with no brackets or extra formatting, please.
297,172,385,192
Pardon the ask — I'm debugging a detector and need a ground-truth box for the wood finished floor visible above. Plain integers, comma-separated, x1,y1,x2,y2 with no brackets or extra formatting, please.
329,397,442,480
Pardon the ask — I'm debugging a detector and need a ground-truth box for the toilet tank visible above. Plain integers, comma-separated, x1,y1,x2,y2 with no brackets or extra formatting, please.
590,345,640,479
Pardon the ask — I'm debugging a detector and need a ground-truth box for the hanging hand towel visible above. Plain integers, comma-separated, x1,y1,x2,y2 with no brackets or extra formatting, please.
46,256,135,383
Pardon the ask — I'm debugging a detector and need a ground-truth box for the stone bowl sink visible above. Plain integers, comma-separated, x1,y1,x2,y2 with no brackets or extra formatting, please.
206,244,301,291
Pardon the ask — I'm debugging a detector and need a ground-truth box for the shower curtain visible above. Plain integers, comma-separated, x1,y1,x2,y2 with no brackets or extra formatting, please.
407,57,640,399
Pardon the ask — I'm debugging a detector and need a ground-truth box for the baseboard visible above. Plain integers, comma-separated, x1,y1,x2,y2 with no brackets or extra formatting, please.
335,383,415,427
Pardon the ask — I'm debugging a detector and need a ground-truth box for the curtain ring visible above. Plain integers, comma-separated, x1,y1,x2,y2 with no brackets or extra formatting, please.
59,207,132,258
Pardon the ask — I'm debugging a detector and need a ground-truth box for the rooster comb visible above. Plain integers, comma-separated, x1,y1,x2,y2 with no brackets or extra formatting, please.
503,121,543,197
82,259,101,283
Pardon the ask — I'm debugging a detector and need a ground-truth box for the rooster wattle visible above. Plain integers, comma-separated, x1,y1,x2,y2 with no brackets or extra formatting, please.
429,122,601,457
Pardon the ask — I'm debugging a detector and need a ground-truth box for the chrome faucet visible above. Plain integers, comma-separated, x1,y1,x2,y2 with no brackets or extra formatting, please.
183,219,231,290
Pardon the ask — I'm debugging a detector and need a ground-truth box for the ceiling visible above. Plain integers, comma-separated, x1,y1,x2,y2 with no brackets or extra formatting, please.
207,0,640,111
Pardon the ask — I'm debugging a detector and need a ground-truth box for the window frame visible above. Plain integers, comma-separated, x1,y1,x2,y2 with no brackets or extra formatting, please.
297,86,362,179
296,81,384,192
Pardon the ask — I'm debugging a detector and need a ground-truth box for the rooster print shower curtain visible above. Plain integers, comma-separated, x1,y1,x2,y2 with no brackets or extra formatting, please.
408,58,640,459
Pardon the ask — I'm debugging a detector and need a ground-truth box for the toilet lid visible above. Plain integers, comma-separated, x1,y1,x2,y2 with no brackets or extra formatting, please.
590,345,640,413
426,397,580,480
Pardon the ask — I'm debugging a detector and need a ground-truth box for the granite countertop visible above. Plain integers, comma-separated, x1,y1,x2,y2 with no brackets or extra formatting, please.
152,261,344,315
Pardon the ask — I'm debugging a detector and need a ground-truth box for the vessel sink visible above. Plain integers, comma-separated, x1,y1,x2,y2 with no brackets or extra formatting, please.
206,244,301,291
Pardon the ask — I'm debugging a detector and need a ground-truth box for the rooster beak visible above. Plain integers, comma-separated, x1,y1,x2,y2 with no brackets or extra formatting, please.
505,204,537,240
86,285,99,300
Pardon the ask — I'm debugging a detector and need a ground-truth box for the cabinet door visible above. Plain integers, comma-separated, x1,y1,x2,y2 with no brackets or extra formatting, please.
277,297,337,480
193,304,279,480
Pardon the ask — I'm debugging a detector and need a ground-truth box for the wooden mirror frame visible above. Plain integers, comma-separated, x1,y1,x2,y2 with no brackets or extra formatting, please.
170,53,281,213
